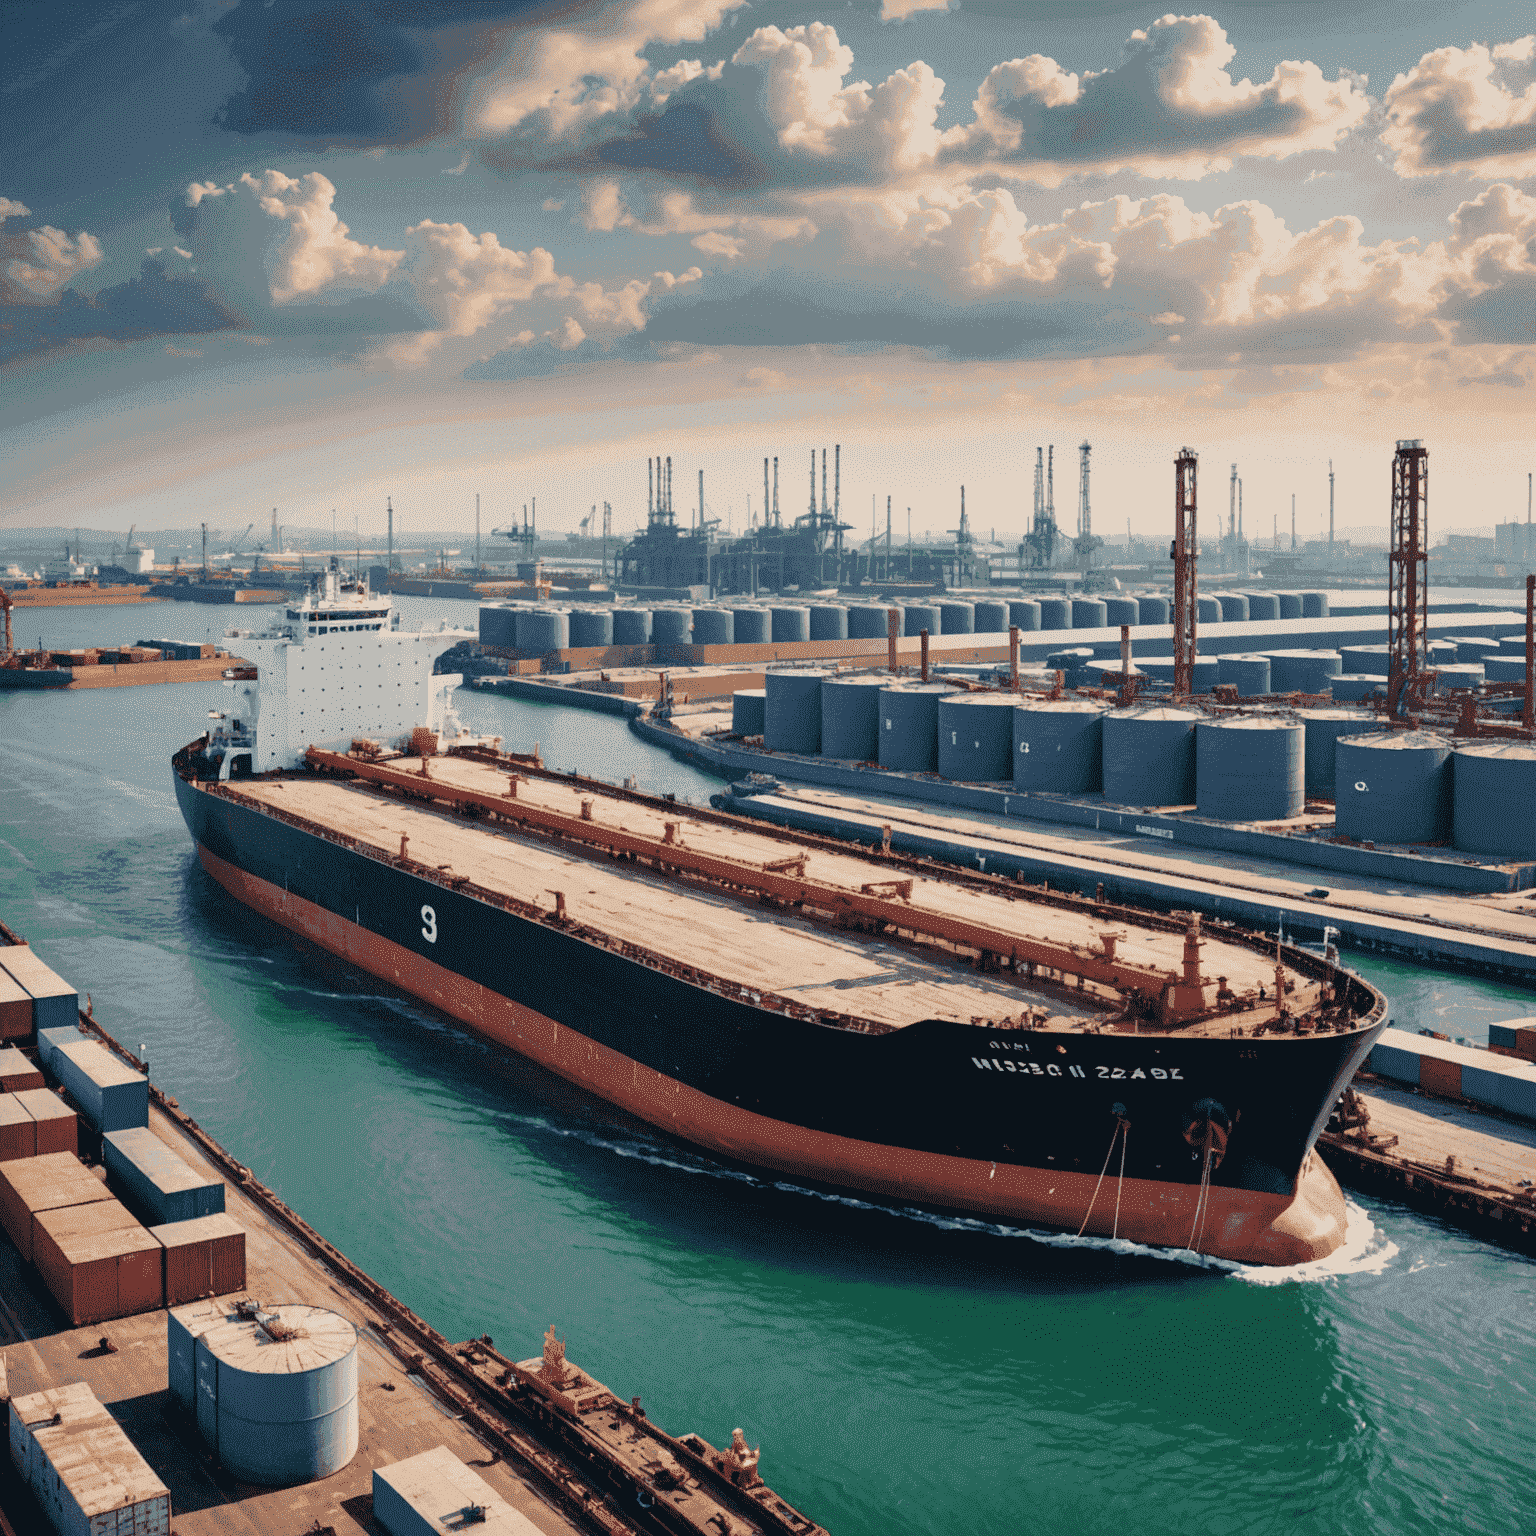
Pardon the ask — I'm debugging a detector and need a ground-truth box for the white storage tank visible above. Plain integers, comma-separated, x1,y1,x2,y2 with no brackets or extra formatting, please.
764,671,825,753
731,607,771,644
937,695,1017,781
1335,732,1453,844
809,604,848,641
1296,709,1382,793
1102,707,1199,806
1195,717,1305,821
1452,742,1536,857
877,683,953,771
847,604,892,639
731,689,766,736
195,1303,359,1484
1013,700,1106,793
820,675,887,760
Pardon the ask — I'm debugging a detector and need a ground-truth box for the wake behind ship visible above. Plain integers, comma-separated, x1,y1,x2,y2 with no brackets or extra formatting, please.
175,564,1387,1265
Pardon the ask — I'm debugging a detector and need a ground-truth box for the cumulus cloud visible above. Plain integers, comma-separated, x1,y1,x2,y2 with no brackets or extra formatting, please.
2,219,105,304
579,179,814,258
0,198,33,225
1381,35,1536,179
881,0,953,19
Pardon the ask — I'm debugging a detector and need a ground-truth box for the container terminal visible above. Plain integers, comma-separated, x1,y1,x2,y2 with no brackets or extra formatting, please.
0,925,828,1536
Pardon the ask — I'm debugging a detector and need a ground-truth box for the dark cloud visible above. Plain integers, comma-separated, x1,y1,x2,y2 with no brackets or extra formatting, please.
211,0,552,141
0,259,241,365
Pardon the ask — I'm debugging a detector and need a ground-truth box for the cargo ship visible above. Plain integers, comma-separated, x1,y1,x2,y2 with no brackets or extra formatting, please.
173,563,1388,1266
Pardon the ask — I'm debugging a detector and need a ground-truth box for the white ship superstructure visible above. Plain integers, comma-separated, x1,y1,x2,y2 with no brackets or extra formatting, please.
209,561,472,776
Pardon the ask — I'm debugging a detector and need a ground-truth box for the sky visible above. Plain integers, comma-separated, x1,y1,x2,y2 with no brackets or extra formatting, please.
2,0,1533,548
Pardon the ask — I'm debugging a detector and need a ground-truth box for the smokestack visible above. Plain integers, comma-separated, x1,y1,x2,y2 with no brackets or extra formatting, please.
834,445,840,524
698,468,704,531
773,457,779,525
649,458,654,520
1229,464,1237,539
1291,493,1296,550
665,456,672,518
763,459,769,531
1329,459,1335,548
386,498,393,571
821,448,827,519
810,451,816,518
475,493,480,570
1047,446,1054,525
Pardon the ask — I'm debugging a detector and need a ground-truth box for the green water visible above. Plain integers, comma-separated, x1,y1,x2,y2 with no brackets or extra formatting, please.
1,601,1533,1536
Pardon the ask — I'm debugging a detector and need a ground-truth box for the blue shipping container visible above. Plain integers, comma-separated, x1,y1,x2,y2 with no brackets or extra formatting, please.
53,1041,148,1133
104,1126,225,1224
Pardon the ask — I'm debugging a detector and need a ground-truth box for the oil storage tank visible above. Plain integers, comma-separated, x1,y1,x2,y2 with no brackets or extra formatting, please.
195,1304,358,1484
732,607,771,644
1433,664,1484,691
652,608,692,646
764,671,825,753
1196,717,1304,821
1267,650,1341,692
847,604,892,639
515,608,569,656
1274,592,1303,619
1331,675,1385,702
1242,591,1281,621
877,683,953,771
1103,597,1139,628
1297,709,1381,792
903,604,941,637
974,600,1010,633
1218,655,1271,696
939,601,975,634
1103,707,1199,806
938,695,1017,781
732,689,766,736
1214,593,1249,623
1013,700,1106,793
612,608,652,645
1340,644,1389,676
1487,656,1527,681
1009,599,1041,631
769,606,809,643
1453,742,1536,857
1072,598,1108,629
1136,595,1171,625
1197,595,1222,623
691,608,733,645
1335,732,1452,844
1301,591,1329,618
810,605,848,641
1038,596,1071,630
820,675,887,760
569,608,614,649
478,605,516,649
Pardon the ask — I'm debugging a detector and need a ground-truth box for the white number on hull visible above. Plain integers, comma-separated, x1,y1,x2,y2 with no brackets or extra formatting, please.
421,905,437,943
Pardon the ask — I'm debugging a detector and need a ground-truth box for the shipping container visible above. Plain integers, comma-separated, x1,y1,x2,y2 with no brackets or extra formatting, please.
1418,1055,1463,1099
0,1095,34,1162
0,948,78,1034
36,1025,85,1076
51,1041,147,1133
33,1199,162,1325
374,1444,540,1536
103,1127,224,1225
0,972,32,1042
0,1152,113,1261
15,1089,77,1156
8,1382,170,1536
151,1212,246,1305
167,1298,242,1412
0,1046,45,1092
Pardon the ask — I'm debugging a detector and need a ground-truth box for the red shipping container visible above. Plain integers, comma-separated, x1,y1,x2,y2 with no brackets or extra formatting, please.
15,1088,77,1156
1420,1056,1463,1099
0,973,31,1042
0,1152,112,1260
0,1047,45,1092
35,1213,163,1325
0,1095,34,1161
150,1212,247,1304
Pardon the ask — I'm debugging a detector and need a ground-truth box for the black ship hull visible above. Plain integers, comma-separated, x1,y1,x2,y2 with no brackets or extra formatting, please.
173,757,1386,1264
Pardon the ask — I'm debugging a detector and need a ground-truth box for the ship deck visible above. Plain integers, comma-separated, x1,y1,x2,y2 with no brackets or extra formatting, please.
218,754,1325,1037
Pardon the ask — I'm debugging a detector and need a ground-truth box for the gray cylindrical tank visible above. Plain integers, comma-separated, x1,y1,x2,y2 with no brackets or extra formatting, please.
1134,658,1220,693
809,604,848,641
1267,650,1342,692
612,608,652,645
1453,743,1536,857
1136,595,1171,625
820,675,886,760
1038,597,1072,630
938,695,1017,781
515,608,569,655
847,604,892,640
1275,592,1303,620
973,600,1010,633
1242,591,1281,622
877,683,952,771
198,1305,358,1484
1428,639,1460,662
478,605,515,649
1433,663,1485,691
1218,654,1271,696
732,689,766,736
770,606,810,643
651,608,692,646
691,608,733,645
1100,597,1137,628
764,671,825,753
1196,717,1304,821
1072,598,1108,629
903,604,942,637
1331,674,1386,702
1498,635,1530,656
1197,595,1222,623
1454,637,1500,662
1215,593,1249,623
1102,707,1199,806
939,601,975,635
568,608,614,649
1486,656,1526,682
1335,732,1452,844
1340,644,1389,676
1009,599,1042,631
1013,700,1106,792
1297,708,1381,791
1301,591,1329,618
732,607,771,644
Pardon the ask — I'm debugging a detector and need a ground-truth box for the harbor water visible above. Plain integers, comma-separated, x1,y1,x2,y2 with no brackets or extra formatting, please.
1,600,1532,1536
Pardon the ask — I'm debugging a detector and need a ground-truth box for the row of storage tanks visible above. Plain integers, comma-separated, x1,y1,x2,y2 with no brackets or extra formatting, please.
479,588,1335,652
732,673,1536,856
